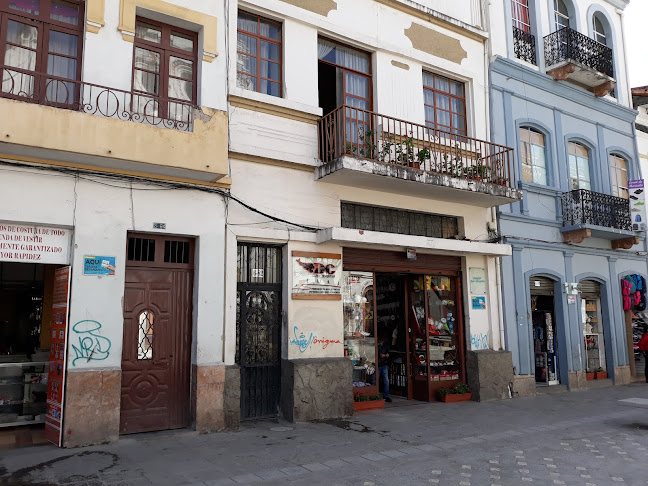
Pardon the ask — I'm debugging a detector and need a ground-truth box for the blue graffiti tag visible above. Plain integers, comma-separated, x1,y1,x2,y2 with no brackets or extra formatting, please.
289,326,315,353
71,320,112,366
470,333,488,350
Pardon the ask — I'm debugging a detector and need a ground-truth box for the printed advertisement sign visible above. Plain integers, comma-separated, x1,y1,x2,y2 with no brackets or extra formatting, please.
471,296,486,310
45,266,71,447
0,222,71,264
83,255,116,275
628,180,647,231
291,252,342,299
469,268,487,295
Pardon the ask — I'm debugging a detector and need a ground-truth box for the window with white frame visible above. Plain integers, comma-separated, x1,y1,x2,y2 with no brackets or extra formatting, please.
511,0,531,32
568,142,591,190
554,0,570,30
519,127,547,185
610,154,628,199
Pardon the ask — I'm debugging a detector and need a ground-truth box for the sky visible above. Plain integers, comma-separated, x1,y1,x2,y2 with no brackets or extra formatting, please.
625,1,648,88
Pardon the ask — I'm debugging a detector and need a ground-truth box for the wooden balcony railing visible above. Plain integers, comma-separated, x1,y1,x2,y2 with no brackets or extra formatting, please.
318,105,516,189
0,65,195,131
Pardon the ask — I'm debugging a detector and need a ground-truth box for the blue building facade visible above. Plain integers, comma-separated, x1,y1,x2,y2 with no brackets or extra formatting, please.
489,0,646,394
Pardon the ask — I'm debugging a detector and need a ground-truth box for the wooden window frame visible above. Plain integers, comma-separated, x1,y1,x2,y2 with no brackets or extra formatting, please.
0,0,85,103
423,71,467,136
511,0,531,33
132,16,198,118
317,36,373,112
237,9,283,97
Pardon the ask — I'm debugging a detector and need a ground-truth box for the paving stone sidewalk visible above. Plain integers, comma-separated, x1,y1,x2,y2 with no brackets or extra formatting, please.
2,384,648,486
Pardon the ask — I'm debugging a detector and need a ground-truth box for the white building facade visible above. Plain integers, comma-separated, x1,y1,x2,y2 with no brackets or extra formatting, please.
223,0,522,424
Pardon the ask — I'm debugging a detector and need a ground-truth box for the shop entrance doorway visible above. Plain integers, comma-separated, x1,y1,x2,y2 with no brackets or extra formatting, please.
530,277,560,386
120,234,194,435
0,262,56,447
343,248,465,402
236,243,282,420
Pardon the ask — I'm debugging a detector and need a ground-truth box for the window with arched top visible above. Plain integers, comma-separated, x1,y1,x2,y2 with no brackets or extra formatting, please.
519,127,547,185
610,154,628,199
593,15,607,45
554,0,570,30
568,142,591,190
138,309,155,360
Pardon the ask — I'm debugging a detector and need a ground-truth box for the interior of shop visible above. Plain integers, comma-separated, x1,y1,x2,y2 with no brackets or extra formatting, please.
530,278,559,386
0,262,54,448
344,269,464,402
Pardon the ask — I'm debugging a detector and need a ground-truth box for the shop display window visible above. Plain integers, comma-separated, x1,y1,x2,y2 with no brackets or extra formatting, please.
342,271,376,390
582,297,606,372
0,263,52,428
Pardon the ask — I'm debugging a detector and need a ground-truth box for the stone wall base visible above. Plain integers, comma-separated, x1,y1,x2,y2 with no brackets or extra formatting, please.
511,375,536,397
568,371,587,390
193,364,226,434
223,365,241,430
63,369,121,448
614,365,631,386
466,350,514,401
281,357,353,422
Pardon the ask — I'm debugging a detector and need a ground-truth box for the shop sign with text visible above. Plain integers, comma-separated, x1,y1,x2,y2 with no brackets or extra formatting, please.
291,252,342,298
629,180,647,231
83,255,116,276
0,222,71,264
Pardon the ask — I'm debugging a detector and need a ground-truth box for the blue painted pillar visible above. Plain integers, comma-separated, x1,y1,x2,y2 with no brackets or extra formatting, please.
513,247,532,375
596,124,610,194
563,251,582,372
607,258,627,368
553,109,569,193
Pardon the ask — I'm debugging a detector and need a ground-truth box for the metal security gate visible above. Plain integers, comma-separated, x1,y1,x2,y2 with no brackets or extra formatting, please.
236,243,282,420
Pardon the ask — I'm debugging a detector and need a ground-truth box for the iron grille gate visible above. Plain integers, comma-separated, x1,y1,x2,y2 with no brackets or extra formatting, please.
236,244,282,420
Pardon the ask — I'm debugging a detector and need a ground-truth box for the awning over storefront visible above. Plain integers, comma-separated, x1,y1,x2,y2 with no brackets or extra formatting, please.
316,227,512,257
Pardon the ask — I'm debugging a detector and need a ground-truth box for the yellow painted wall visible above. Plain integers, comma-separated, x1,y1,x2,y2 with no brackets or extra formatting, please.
0,98,228,183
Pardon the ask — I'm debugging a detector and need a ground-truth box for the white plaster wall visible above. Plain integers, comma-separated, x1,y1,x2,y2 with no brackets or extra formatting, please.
0,165,226,371
637,109,648,180
229,0,490,160
82,0,227,111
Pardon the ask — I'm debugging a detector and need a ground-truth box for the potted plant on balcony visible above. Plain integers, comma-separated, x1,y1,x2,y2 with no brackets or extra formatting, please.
586,369,596,380
438,382,472,403
353,394,386,412
594,367,607,380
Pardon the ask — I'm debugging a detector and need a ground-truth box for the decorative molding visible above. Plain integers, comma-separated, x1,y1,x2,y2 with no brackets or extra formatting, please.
228,95,320,124
611,236,639,250
86,0,105,33
561,228,591,244
228,151,315,172
118,0,218,61
373,0,487,42
391,60,410,70
279,0,337,16
405,23,467,64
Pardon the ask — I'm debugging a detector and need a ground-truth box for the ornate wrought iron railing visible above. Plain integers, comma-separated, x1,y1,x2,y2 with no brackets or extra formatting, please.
544,27,614,77
513,26,537,65
318,105,516,189
0,65,195,131
562,189,631,230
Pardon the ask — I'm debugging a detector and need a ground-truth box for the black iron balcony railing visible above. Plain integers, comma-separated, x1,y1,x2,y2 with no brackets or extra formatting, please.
318,105,516,189
562,189,631,231
513,26,537,65
544,27,614,77
0,65,195,131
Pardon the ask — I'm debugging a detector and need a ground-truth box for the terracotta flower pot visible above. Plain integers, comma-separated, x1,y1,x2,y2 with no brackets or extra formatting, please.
586,372,596,380
440,393,472,403
353,399,385,412
595,371,608,380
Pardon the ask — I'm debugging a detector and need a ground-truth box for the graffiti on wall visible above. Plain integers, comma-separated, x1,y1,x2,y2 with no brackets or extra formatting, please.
71,320,112,366
289,325,342,353
470,332,488,350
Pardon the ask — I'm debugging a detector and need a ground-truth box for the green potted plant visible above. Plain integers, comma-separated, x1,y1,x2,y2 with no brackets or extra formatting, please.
353,394,386,412
438,382,472,403
594,367,607,380
586,369,596,380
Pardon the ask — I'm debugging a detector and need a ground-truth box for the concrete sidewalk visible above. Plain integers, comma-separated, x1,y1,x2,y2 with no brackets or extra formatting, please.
2,384,648,486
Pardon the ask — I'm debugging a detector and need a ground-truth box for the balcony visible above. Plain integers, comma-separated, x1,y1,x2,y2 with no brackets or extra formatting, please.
0,66,228,185
316,105,522,207
544,27,615,97
513,26,537,66
561,189,638,249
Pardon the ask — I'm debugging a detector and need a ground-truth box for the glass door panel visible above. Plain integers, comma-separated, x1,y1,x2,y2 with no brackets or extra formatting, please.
426,276,460,383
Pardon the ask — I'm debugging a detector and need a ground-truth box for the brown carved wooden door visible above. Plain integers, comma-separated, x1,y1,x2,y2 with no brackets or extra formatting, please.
120,234,193,435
